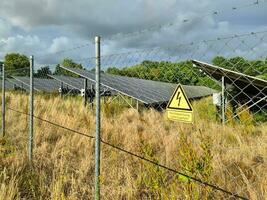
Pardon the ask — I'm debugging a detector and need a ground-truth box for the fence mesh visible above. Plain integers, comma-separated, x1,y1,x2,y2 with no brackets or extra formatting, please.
0,30,266,199
88,31,266,199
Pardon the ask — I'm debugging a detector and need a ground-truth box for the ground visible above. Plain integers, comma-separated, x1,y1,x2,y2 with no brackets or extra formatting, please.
0,92,266,200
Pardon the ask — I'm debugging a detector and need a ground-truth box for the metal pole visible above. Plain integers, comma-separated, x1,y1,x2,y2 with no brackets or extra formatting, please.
221,76,226,124
230,96,267,121
95,36,101,200
136,100,139,111
90,84,94,110
1,63,5,137
29,55,34,162
84,78,88,107
60,82,63,98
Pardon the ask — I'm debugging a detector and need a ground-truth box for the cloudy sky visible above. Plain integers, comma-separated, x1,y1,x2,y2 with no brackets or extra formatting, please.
0,0,267,67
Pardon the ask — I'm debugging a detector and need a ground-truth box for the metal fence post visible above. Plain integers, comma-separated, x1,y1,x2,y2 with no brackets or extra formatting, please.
90,84,94,110
95,36,101,200
29,55,34,162
84,78,88,107
221,76,226,124
1,63,5,137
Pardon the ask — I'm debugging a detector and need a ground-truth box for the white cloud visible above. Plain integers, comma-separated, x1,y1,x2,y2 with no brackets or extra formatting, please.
0,35,46,60
48,37,70,53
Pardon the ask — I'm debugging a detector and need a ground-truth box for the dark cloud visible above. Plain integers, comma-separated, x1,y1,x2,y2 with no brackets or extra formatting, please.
0,0,267,65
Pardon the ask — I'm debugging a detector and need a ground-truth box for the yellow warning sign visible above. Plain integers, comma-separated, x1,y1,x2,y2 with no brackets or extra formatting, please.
166,84,193,123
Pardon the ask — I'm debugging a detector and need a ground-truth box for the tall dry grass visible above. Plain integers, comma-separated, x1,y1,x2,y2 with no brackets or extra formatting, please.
0,92,266,199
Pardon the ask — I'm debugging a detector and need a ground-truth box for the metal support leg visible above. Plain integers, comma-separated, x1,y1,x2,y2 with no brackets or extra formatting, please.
60,82,63,98
84,78,88,107
1,63,5,137
90,84,94,110
221,76,226,124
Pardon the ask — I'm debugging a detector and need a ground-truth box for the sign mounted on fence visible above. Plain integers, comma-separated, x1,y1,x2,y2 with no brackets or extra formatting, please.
166,84,193,123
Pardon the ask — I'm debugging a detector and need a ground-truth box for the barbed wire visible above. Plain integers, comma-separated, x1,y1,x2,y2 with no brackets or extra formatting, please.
1,1,261,62
102,0,265,42
6,106,249,199
36,42,93,60
83,30,267,62
0,0,265,66
67,29,267,67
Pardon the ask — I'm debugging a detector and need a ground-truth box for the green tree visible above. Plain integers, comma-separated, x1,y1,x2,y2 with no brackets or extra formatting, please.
106,56,266,89
212,56,267,77
35,66,52,78
4,53,30,76
54,58,83,77
106,60,217,87
212,56,227,67
106,67,122,75
257,73,267,80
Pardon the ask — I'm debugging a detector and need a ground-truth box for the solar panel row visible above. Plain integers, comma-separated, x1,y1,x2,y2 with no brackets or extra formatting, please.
48,75,113,94
3,65,220,106
49,75,91,91
192,60,267,96
0,79,14,90
60,66,217,104
11,76,60,92
0,78,30,91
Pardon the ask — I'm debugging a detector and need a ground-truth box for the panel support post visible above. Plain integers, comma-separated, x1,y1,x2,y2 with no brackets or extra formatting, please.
221,76,226,124
136,100,139,112
29,55,34,162
95,36,101,200
60,82,63,98
84,78,88,107
90,84,94,110
1,63,5,137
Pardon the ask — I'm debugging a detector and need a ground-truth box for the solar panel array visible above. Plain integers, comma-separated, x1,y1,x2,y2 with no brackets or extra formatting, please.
192,60,267,96
60,66,217,104
0,78,30,91
11,76,60,92
48,75,85,91
1,79,14,90
49,75,116,95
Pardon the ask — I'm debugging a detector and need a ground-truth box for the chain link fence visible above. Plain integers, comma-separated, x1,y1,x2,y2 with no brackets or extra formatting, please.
0,30,266,199
94,32,266,199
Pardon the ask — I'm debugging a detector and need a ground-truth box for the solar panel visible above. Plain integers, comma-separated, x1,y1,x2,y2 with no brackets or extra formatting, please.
6,78,30,91
192,60,267,96
0,79,14,90
11,76,60,92
48,75,90,91
60,66,217,104
49,74,116,96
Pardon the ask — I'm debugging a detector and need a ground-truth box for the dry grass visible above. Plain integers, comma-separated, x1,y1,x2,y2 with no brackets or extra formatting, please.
0,92,266,200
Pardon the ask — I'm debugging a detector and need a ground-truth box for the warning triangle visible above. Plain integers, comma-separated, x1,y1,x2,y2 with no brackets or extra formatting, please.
167,84,193,111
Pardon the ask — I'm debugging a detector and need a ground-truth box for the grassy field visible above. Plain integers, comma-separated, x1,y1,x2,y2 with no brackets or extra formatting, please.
0,92,266,199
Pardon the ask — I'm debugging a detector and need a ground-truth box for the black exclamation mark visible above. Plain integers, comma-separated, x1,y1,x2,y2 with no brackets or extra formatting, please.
177,91,181,107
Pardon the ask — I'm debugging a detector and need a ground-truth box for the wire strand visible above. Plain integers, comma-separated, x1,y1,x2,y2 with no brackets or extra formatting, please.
37,43,93,59
103,0,265,41
7,107,94,139
7,106,248,200
97,30,267,59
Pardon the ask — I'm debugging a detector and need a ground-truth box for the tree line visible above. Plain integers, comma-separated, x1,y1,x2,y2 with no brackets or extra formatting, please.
2,53,267,87
2,53,83,78
106,56,267,88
